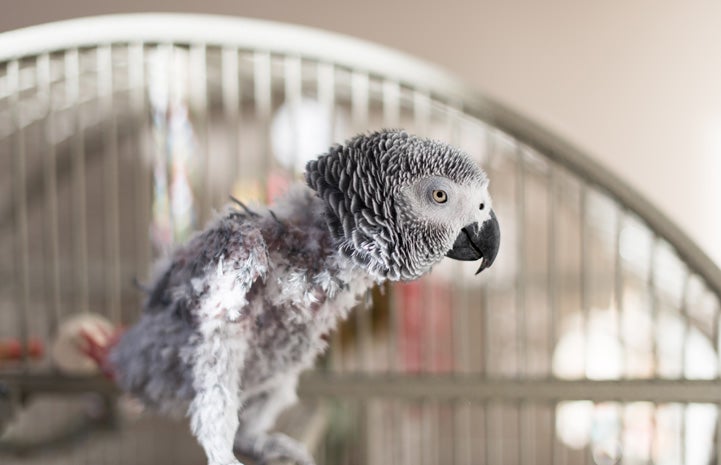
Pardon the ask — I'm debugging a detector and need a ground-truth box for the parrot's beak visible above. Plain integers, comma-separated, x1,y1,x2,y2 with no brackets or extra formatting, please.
446,210,500,275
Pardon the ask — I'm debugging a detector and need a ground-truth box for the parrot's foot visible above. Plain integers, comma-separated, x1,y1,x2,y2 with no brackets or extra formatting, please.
234,432,315,465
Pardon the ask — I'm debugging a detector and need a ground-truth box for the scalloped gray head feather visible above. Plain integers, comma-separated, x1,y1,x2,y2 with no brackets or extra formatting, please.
305,129,500,281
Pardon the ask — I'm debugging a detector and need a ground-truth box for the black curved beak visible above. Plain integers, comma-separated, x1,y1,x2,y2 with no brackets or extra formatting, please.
446,210,500,275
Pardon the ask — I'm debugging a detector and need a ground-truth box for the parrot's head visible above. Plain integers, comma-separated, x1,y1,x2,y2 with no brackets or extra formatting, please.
305,129,500,281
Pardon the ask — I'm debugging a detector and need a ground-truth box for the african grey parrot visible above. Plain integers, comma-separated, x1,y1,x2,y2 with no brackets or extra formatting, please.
105,129,500,465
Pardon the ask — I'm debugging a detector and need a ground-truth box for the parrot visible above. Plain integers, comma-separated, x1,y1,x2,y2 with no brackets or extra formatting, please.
96,129,500,465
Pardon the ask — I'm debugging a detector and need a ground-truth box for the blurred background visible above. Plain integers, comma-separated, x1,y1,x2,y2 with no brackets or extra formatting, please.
1,0,720,266
1,3,720,465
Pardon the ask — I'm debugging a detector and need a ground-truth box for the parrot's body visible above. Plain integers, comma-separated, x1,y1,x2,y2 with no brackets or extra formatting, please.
110,187,375,464
107,130,501,465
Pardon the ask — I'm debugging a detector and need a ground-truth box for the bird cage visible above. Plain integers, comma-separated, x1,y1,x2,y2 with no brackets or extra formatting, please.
1,13,721,465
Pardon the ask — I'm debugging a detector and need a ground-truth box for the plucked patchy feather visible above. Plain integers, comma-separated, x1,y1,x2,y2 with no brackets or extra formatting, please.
108,130,500,465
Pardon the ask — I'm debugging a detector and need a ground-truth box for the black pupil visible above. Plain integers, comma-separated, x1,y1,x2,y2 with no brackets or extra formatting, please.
479,203,485,210
435,191,445,201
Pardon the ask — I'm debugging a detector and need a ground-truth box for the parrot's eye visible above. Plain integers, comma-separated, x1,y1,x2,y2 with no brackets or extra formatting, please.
479,203,485,210
432,190,448,204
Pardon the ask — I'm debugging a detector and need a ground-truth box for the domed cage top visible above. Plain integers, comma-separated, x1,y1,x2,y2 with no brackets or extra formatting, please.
1,13,721,465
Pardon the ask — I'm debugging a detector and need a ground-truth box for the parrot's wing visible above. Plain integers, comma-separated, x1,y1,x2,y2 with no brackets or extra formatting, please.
143,211,271,465
143,210,270,322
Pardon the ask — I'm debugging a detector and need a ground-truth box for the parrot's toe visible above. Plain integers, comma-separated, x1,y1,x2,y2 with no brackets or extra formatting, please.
236,432,315,465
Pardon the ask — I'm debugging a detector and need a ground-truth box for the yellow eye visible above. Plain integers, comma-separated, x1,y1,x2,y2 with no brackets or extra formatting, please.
432,189,448,204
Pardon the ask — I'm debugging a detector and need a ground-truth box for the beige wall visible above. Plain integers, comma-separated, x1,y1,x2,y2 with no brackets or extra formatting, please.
2,0,719,264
